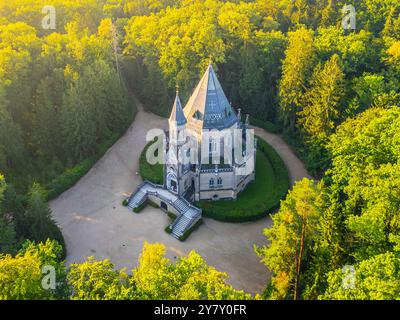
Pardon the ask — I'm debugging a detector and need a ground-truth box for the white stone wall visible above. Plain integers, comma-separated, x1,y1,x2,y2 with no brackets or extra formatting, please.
147,195,179,215
199,171,235,191
196,169,255,200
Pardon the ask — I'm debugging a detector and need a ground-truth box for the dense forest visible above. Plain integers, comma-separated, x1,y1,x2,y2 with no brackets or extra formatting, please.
0,0,400,300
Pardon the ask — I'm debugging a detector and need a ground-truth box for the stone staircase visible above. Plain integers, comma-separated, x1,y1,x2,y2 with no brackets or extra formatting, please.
173,198,190,212
125,180,202,240
127,189,147,209
170,209,201,239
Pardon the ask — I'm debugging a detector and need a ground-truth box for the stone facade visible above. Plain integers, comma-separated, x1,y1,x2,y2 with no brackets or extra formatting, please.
165,63,256,202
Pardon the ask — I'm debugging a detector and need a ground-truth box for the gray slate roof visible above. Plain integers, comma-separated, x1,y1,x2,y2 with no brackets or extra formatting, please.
169,93,187,126
183,64,238,130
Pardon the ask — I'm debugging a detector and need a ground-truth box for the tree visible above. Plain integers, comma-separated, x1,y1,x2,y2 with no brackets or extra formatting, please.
278,27,315,132
133,242,250,300
61,71,98,161
68,257,133,300
61,59,130,161
0,239,67,300
25,183,65,257
0,85,24,172
31,71,66,160
349,73,391,113
255,178,324,300
327,107,400,261
0,174,16,253
298,54,346,143
321,252,400,300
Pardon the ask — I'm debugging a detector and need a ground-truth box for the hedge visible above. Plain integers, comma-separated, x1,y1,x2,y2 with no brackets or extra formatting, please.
165,226,172,234
179,219,203,241
168,211,177,220
249,116,281,134
133,201,147,213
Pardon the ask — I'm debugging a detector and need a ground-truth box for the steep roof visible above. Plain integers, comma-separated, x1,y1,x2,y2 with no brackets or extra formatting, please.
183,64,238,130
169,92,187,126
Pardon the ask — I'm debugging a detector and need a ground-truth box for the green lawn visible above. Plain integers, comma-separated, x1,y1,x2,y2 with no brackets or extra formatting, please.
139,141,164,185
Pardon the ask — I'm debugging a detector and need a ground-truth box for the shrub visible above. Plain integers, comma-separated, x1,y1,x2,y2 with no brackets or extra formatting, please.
179,219,203,241
46,159,93,200
165,226,172,234
122,199,128,206
167,211,177,220
133,201,147,213
148,200,159,208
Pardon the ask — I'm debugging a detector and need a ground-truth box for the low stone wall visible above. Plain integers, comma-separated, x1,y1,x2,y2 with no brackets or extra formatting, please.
147,194,180,216
199,189,235,200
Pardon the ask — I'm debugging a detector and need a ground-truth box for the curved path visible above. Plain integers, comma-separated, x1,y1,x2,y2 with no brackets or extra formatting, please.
50,101,310,295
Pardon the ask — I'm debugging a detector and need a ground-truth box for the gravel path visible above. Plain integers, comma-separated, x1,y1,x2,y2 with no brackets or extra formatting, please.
50,101,310,295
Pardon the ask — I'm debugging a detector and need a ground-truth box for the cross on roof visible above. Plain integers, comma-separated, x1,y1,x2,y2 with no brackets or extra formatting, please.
209,99,217,110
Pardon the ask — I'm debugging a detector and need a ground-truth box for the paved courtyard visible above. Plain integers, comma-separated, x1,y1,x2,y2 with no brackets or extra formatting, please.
50,101,310,295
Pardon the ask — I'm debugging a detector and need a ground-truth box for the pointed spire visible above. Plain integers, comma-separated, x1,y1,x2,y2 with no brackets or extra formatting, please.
169,85,187,126
183,62,238,130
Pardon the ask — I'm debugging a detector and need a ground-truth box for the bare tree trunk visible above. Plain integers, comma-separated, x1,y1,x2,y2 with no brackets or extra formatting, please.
294,222,306,300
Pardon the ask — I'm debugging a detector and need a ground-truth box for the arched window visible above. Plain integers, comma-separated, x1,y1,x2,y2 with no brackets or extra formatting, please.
217,177,222,185
209,138,217,153
209,178,215,187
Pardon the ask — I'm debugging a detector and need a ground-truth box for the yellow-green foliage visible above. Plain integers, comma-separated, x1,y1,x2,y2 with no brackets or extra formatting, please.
68,257,133,300
321,252,400,300
1,240,251,300
132,242,252,300
0,240,67,300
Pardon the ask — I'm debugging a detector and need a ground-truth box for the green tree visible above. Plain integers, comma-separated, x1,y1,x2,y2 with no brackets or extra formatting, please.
68,257,133,300
0,174,16,253
278,27,315,132
133,242,251,300
327,107,400,261
25,183,65,256
255,178,324,300
0,86,24,172
321,252,400,300
0,239,67,300
298,54,345,144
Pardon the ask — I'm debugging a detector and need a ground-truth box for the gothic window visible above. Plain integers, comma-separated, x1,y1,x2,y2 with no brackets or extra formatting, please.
209,178,215,187
209,138,217,152
217,177,222,185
